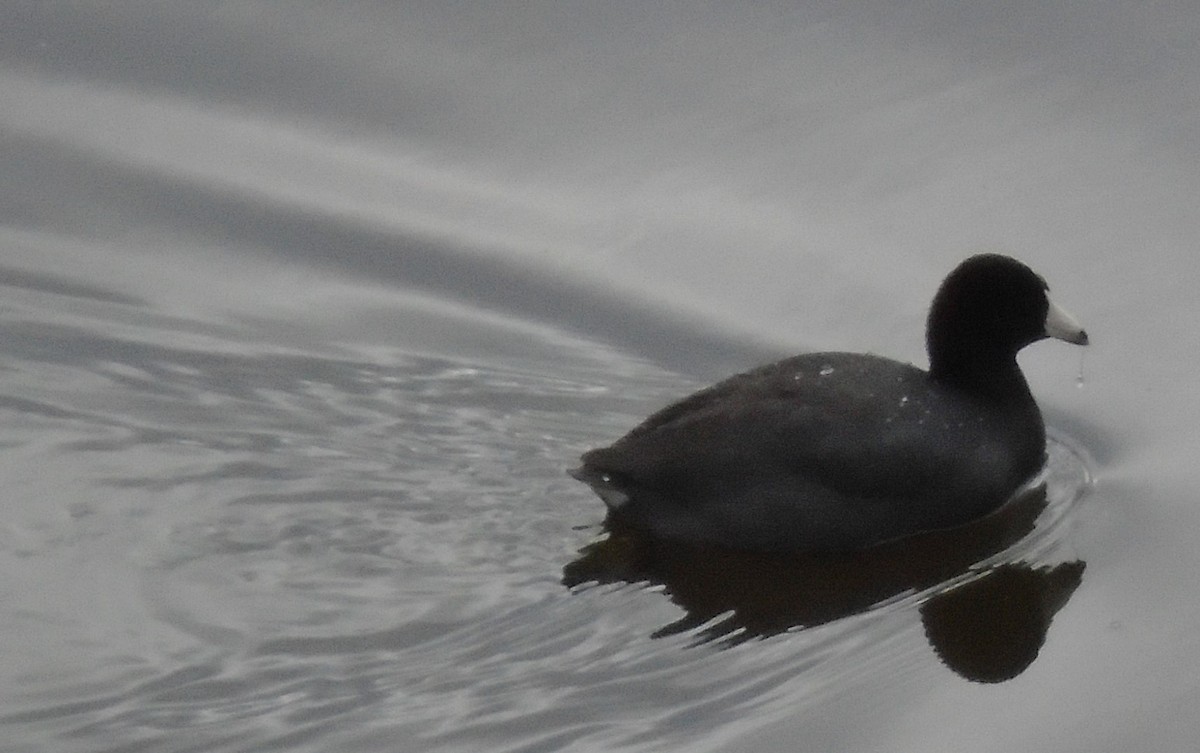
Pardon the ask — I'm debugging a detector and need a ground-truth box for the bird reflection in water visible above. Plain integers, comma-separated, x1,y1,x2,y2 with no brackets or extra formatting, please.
564,484,1084,683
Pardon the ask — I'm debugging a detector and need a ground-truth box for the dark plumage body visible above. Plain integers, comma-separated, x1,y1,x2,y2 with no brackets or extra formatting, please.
571,254,1088,552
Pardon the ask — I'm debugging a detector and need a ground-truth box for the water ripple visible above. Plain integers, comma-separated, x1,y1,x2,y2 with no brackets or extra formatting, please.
0,268,1093,753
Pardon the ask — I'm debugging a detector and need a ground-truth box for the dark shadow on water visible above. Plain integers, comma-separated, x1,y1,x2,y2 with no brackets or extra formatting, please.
564,485,1084,683
920,560,1084,683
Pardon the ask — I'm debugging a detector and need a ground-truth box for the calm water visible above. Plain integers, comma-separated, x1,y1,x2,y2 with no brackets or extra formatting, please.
3,3,1200,752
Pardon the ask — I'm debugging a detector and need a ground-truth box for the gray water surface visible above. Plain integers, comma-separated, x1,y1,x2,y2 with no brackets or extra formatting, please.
3,3,1200,752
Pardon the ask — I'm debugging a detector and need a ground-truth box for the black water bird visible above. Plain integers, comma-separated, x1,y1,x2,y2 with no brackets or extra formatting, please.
571,254,1088,552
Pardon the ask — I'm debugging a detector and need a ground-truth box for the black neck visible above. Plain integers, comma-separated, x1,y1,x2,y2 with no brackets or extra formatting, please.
928,348,1033,403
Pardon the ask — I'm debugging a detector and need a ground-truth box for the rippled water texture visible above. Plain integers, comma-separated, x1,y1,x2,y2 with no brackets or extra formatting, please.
0,282,1089,751
3,3,1200,752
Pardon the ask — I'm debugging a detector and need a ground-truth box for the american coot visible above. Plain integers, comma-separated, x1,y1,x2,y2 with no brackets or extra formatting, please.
570,254,1089,553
